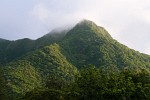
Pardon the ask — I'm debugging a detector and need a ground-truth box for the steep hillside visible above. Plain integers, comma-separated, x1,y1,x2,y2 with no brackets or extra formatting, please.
3,43,78,99
59,20,150,69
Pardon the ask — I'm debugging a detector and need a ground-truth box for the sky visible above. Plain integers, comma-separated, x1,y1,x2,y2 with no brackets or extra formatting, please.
0,0,150,54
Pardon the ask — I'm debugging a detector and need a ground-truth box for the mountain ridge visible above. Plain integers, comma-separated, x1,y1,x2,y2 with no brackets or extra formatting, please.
0,19,150,99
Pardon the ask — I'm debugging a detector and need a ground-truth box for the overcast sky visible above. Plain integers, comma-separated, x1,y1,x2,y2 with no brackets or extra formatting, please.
0,0,150,54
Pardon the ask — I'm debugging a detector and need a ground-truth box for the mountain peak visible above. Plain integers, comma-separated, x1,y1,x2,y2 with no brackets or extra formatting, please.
79,19,95,24
70,19,98,32
66,19,112,41
77,19,97,27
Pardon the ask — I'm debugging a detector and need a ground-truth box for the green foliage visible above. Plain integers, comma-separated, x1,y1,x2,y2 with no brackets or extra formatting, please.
2,43,78,99
3,60,43,99
75,65,103,100
0,68,7,100
67,65,150,100
24,88,66,100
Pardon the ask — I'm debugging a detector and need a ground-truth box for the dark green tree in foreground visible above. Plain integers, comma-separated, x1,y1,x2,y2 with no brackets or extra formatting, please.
73,65,103,100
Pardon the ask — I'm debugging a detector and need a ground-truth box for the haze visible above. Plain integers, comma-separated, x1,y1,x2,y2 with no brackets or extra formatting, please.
0,0,150,54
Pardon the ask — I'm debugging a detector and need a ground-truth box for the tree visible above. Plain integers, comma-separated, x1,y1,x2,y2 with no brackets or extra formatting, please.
74,65,103,100
0,68,7,100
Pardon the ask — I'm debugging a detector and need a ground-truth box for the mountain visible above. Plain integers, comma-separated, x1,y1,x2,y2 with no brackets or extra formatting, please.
0,19,150,99
0,30,68,65
59,20,150,69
